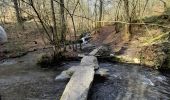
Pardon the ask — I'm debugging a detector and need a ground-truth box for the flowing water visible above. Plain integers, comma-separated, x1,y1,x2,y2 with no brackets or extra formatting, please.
88,62,170,100
0,51,170,100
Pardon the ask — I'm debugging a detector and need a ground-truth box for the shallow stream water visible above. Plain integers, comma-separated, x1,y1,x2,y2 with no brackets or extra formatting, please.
0,51,170,100
0,51,79,100
88,62,170,100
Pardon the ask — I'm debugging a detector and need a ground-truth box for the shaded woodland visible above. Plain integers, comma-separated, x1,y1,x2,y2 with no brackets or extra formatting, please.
0,0,170,99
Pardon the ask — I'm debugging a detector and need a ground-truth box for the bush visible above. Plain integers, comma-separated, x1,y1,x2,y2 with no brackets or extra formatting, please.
139,43,167,69
37,52,64,68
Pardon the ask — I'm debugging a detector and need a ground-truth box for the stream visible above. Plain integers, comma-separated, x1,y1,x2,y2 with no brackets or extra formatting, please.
0,51,170,100
88,62,170,100
0,51,78,100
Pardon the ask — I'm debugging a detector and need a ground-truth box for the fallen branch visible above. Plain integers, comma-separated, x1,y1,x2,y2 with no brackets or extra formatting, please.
95,21,170,29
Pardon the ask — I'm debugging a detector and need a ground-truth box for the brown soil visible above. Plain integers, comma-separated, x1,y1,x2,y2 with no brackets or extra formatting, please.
90,24,170,68
0,22,49,60
91,25,127,53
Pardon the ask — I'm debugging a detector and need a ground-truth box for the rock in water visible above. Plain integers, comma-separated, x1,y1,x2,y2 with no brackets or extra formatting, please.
56,56,99,100
89,45,111,56
95,68,110,77
60,65,95,100
55,56,100,81
55,66,78,81
80,56,99,70
56,45,112,100
0,26,7,44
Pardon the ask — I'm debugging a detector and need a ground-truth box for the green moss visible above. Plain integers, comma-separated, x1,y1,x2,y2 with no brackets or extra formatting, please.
111,56,122,62
110,55,141,64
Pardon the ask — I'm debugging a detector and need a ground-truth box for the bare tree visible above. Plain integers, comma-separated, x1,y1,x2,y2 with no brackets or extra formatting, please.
54,0,80,51
21,0,61,55
60,0,66,44
13,0,24,29
123,0,131,39
50,0,60,55
99,0,103,27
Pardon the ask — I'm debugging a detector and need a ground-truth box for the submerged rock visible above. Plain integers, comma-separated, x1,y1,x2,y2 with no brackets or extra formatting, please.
81,43,96,53
0,26,7,44
95,68,110,77
89,45,111,56
55,66,77,81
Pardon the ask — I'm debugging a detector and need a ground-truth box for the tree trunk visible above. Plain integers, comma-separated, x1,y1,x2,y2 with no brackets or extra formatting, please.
60,0,66,42
71,16,77,51
50,0,59,55
60,0,66,51
29,0,52,42
123,0,131,40
99,0,103,27
94,0,97,28
13,0,24,29
51,0,57,41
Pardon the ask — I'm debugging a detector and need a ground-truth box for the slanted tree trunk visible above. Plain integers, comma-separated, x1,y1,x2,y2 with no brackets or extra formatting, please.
28,0,53,42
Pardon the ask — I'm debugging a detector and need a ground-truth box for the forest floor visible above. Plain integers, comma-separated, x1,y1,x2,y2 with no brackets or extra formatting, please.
91,17,170,67
0,21,50,60
91,8,170,60
1,8,170,66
